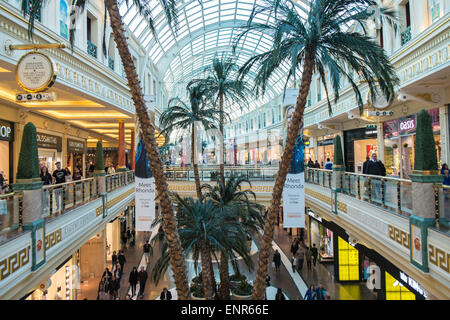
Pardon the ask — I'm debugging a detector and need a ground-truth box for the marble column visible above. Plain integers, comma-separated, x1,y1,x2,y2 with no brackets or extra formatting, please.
117,119,126,172
130,128,135,171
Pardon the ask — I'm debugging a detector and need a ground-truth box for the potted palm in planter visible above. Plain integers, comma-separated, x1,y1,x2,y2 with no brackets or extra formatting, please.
229,272,247,287
231,279,253,300
190,277,206,300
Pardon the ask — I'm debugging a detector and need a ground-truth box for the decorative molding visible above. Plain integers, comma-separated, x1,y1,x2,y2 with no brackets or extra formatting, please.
0,246,30,281
305,188,332,206
106,188,134,210
337,201,347,214
388,224,410,249
44,229,62,251
428,244,449,274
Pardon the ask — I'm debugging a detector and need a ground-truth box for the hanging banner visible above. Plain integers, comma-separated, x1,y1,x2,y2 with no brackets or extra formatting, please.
282,135,305,228
135,137,155,232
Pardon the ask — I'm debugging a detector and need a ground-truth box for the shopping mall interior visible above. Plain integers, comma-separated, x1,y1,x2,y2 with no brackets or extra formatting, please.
0,0,448,303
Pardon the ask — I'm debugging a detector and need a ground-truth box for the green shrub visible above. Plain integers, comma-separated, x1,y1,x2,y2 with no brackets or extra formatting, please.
16,122,40,180
333,135,344,166
190,279,205,298
232,279,253,296
94,140,105,171
414,110,438,171
229,273,247,282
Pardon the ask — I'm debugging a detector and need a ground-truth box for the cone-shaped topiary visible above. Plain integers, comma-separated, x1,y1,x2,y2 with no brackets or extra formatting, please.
333,135,344,166
94,140,105,171
16,122,40,180
414,110,438,171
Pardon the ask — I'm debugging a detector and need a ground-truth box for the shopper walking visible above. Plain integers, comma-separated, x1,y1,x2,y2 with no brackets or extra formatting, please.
52,162,68,211
40,166,52,185
160,287,172,300
265,274,271,287
129,266,139,297
111,251,118,269
275,288,286,300
304,285,317,300
306,247,313,271
138,266,148,298
290,239,299,257
118,250,126,271
109,276,119,300
324,158,333,170
366,153,386,200
315,284,326,300
97,278,107,300
143,241,151,265
314,160,321,168
291,255,297,273
311,243,318,267
101,267,112,281
272,249,281,272
362,156,370,174
441,164,450,186
307,159,314,168
113,265,122,287
295,246,305,273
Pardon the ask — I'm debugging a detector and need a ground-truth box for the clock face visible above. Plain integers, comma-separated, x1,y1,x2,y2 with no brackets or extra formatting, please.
16,52,56,92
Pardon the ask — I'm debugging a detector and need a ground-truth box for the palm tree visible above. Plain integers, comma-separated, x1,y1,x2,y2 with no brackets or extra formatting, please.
159,83,224,199
202,175,265,299
22,0,191,299
234,0,399,299
150,194,249,300
188,54,254,184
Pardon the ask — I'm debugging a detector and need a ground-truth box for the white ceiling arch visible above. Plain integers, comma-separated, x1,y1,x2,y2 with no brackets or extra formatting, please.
119,0,311,115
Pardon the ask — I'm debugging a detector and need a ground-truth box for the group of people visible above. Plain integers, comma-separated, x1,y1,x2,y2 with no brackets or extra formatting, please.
122,227,136,248
305,283,330,300
307,158,334,170
40,161,84,185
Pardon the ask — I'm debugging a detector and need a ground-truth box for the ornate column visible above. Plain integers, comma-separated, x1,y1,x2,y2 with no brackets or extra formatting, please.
130,128,135,171
409,110,442,272
117,119,126,172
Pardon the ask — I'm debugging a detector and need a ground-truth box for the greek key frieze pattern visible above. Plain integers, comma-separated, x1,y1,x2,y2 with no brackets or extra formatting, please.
388,225,410,249
429,244,449,274
0,246,30,281
107,188,134,210
305,189,332,206
337,202,347,213
45,229,62,250
96,206,103,217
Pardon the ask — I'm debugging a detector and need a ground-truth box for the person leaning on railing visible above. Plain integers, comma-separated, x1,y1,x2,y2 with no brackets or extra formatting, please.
40,166,52,185
441,164,450,187
52,162,69,212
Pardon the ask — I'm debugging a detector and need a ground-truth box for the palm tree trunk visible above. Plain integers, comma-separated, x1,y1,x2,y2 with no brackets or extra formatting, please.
252,49,315,300
219,253,231,299
207,249,218,298
200,242,214,300
191,124,202,199
219,92,225,185
105,0,189,300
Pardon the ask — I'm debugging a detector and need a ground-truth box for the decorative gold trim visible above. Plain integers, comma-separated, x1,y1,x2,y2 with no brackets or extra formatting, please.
411,170,440,175
429,244,449,273
388,225,410,249
0,246,30,281
44,229,62,250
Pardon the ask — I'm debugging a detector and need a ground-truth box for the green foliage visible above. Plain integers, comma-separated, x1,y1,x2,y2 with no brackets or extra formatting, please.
16,122,40,180
414,110,438,171
94,140,104,171
190,281,205,298
229,273,247,282
333,135,344,166
234,0,399,116
232,279,253,296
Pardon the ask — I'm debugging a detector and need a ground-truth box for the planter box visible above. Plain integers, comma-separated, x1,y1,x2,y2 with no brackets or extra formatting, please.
191,293,206,300
231,292,253,300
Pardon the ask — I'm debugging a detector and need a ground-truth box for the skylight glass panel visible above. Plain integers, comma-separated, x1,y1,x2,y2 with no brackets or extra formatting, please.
123,5,137,25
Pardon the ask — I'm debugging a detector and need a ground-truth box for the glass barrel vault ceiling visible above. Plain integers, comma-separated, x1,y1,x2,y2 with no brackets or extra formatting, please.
119,0,311,117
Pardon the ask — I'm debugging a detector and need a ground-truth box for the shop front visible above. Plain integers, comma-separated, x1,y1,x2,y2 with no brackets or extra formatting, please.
317,135,336,167
383,108,441,178
106,216,122,265
25,254,78,300
37,132,63,173
306,209,334,263
0,119,14,187
67,139,86,178
343,128,378,173
304,138,315,162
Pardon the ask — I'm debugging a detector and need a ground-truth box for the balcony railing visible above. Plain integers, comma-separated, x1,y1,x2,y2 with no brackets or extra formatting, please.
437,184,450,227
0,192,23,244
42,177,98,219
401,26,412,46
164,166,278,181
108,57,115,70
106,171,135,193
87,40,97,58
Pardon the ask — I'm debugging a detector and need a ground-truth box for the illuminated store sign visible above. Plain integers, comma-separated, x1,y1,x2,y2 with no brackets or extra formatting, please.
0,120,13,142
399,272,427,298
337,236,359,281
385,272,415,300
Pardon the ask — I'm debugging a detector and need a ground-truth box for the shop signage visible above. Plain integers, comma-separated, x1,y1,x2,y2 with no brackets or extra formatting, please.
399,272,427,298
307,209,322,222
368,110,394,117
399,115,416,135
383,120,399,139
283,88,298,106
67,139,86,154
37,132,62,151
317,139,334,146
15,51,56,93
0,120,13,142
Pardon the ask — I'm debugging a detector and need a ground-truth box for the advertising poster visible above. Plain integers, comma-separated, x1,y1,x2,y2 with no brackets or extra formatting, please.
411,224,422,265
282,134,305,228
135,137,155,232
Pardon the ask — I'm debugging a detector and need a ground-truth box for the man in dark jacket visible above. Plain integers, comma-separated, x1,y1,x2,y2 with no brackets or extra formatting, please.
311,243,319,266
366,153,386,176
118,250,126,271
362,156,370,174
290,240,299,256
129,267,139,297
160,287,172,300
138,266,148,298
101,267,112,281
273,250,281,272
